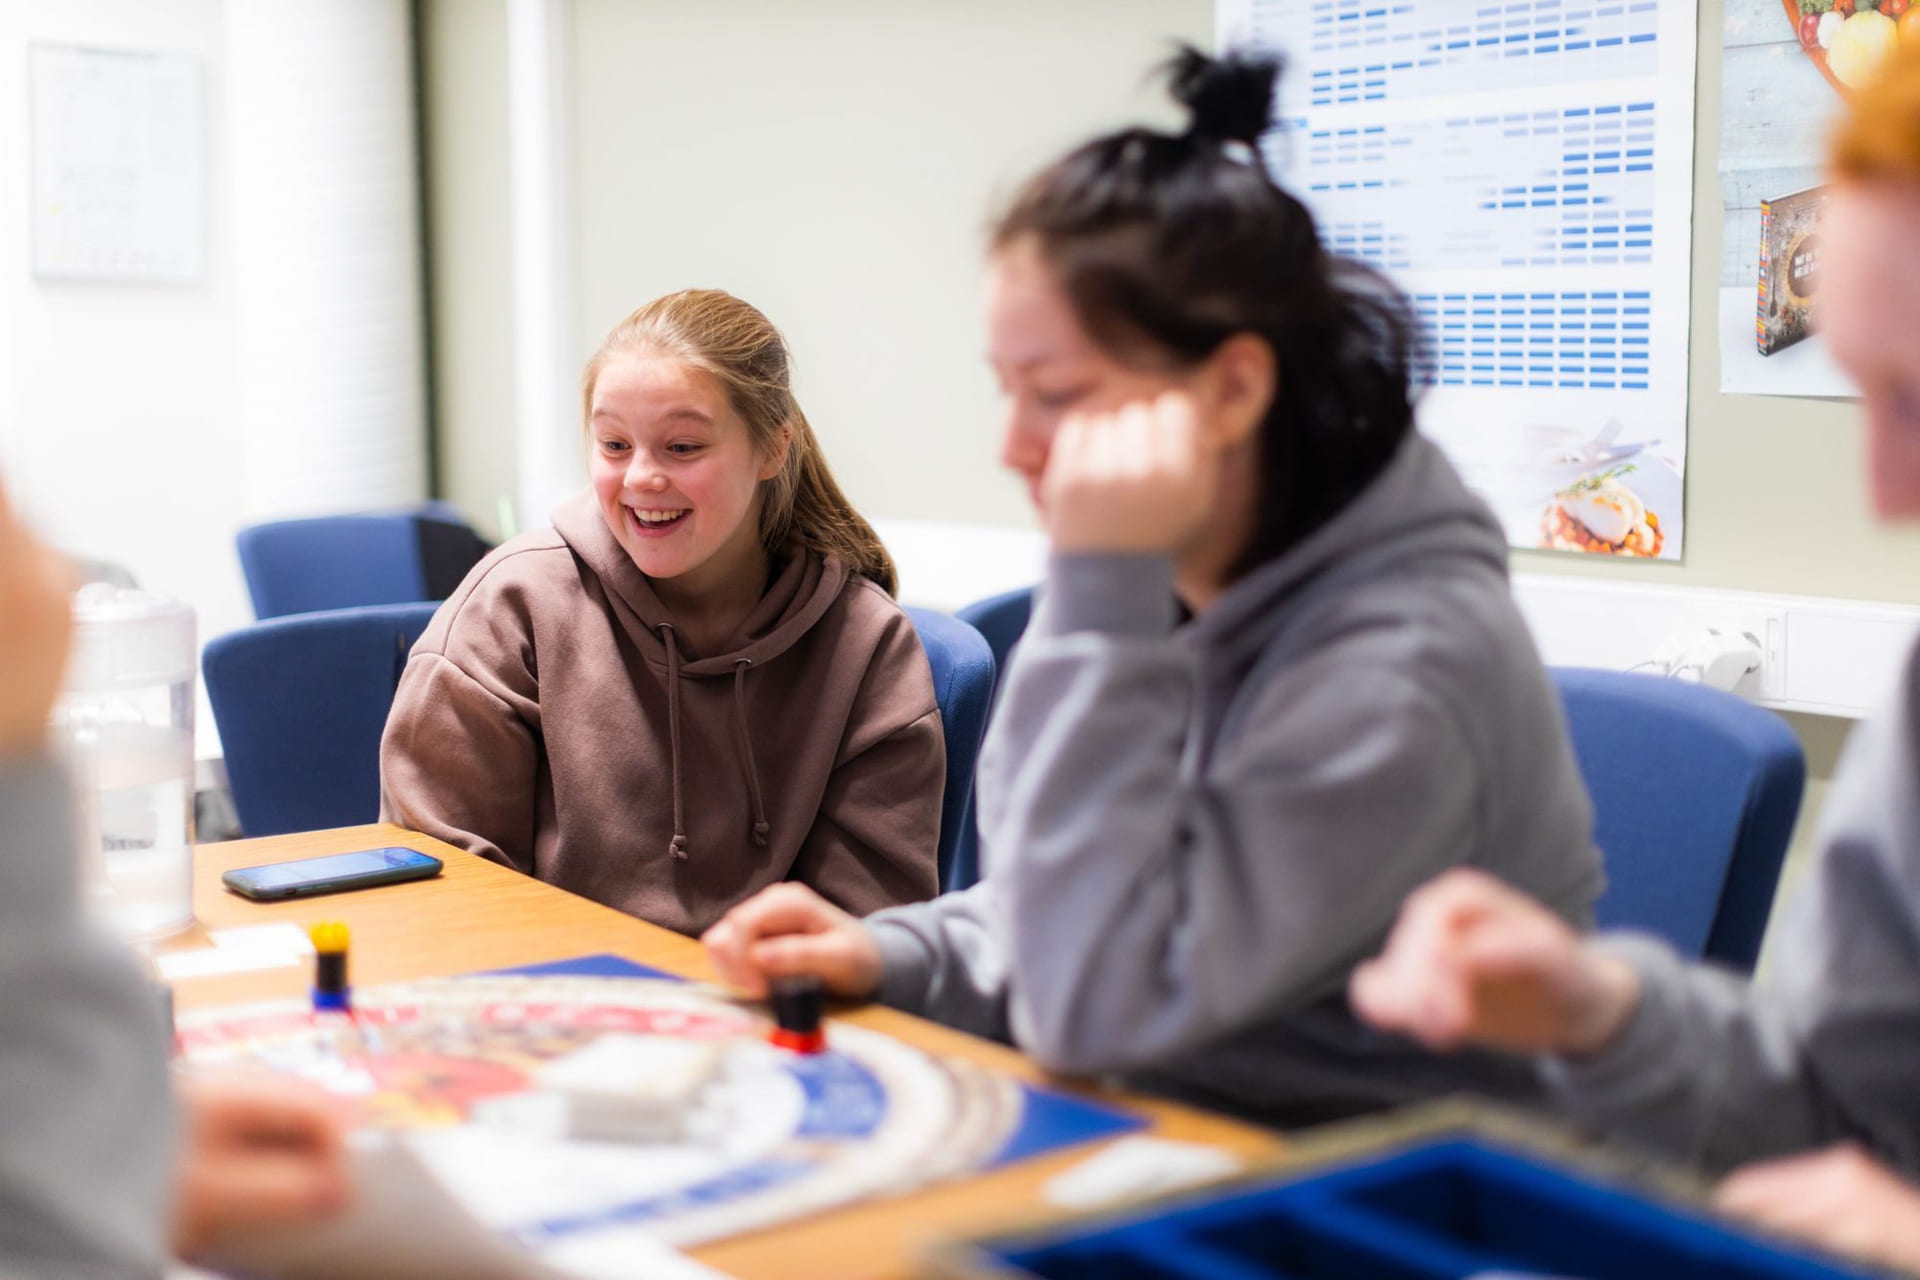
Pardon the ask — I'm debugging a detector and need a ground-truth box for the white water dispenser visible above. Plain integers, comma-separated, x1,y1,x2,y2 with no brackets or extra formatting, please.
52,585,197,940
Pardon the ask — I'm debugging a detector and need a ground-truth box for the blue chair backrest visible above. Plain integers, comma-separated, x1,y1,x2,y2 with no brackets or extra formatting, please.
902,607,997,894
1552,667,1807,971
203,602,442,837
959,588,1036,683
236,505,489,620
944,587,1037,891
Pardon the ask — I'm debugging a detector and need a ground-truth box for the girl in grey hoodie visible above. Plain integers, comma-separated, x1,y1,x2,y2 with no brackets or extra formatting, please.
704,48,1602,1126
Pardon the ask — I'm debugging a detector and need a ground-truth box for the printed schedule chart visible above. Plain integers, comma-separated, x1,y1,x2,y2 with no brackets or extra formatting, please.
1297,0,1660,103
1220,0,1697,560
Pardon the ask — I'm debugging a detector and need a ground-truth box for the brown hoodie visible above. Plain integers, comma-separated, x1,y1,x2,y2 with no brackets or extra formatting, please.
378,492,943,934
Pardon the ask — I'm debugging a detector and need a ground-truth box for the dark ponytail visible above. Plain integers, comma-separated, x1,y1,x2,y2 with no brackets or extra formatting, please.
991,45,1420,575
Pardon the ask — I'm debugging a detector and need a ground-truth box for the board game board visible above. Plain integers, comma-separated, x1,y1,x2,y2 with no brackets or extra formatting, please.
174,956,1142,1255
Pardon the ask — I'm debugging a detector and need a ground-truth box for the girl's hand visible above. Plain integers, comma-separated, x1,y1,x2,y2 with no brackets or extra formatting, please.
170,1072,351,1260
1348,868,1639,1058
701,883,884,1001
1042,391,1221,556
0,478,74,761
1717,1145,1920,1272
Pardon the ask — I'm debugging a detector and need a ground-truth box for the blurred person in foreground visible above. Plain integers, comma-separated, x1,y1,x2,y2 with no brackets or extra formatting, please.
1352,42,1920,1272
0,477,348,1275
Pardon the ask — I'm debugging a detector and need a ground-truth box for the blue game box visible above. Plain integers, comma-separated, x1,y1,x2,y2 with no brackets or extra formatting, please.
919,1099,1893,1280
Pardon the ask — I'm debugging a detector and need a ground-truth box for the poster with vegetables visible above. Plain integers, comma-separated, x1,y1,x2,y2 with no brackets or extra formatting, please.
1218,0,1697,560
1717,0,1903,395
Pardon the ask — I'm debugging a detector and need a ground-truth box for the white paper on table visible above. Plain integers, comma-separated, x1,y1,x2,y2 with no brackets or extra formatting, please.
1042,1135,1244,1210
155,923,314,980
539,1226,738,1280
208,923,317,954
193,1134,735,1280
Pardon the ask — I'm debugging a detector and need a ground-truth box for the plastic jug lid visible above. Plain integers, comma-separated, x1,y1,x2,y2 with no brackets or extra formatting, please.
65,586,196,690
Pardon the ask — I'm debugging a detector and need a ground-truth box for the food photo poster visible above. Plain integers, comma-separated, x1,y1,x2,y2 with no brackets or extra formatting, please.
1719,0,1909,398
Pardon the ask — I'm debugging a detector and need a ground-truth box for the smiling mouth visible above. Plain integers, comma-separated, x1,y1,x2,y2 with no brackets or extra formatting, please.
628,507,689,535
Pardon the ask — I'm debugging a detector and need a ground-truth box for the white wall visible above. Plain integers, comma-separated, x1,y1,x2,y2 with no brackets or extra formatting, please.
0,0,245,629
0,0,429,757
567,0,1210,532
419,0,1215,537
420,0,515,540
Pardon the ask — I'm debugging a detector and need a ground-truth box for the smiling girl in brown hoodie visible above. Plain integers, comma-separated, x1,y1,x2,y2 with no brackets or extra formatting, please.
379,290,943,935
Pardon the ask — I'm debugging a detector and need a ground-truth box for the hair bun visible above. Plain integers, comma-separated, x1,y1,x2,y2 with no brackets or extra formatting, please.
1167,45,1279,149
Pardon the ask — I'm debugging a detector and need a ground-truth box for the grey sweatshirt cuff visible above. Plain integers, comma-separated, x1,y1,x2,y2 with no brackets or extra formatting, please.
867,913,938,1012
1539,932,1688,1102
1041,553,1177,638
0,756,77,926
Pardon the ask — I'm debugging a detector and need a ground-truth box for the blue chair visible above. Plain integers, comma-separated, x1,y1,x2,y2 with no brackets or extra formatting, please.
236,503,489,620
1552,667,1807,971
902,607,997,894
942,587,1037,891
203,602,441,837
958,587,1036,684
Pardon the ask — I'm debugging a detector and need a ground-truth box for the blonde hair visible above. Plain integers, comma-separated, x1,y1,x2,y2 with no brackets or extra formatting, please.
581,289,897,595
1832,40,1920,182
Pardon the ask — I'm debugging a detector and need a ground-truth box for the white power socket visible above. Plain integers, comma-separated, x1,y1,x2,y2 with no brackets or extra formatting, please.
1671,628,1764,692
1650,611,1785,699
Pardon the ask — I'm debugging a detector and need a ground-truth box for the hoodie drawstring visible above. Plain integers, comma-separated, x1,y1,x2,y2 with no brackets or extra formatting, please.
661,624,689,860
658,628,771,857
732,659,771,846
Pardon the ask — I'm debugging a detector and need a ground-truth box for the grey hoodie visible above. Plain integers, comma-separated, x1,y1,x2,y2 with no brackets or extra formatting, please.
868,432,1604,1125
0,759,173,1278
1544,636,1920,1176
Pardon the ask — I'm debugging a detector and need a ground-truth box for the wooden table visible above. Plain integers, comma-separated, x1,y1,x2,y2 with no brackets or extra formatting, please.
164,824,1283,1280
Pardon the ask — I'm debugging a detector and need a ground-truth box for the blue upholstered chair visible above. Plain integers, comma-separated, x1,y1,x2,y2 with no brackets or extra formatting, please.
942,587,1038,891
236,502,489,620
203,602,441,837
957,588,1036,687
1552,667,1807,971
902,607,997,894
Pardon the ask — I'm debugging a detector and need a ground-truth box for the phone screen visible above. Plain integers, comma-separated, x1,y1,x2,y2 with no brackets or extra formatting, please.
228,848,436,894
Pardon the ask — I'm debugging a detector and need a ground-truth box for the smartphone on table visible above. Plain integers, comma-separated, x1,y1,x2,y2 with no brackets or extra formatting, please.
222,847,444,902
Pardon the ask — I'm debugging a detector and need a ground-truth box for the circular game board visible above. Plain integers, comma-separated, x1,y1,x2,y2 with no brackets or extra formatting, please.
176,973,1025,1250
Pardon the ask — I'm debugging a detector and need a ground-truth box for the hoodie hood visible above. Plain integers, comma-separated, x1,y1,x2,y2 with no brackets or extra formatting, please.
551,491,849,675
1188,432,1508,666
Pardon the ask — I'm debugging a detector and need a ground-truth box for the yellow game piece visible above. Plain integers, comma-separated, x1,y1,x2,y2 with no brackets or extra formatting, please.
308,921,350,953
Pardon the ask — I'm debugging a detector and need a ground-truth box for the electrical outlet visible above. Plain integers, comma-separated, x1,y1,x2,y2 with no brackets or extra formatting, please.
1689,608,1786,700
1761,612,1787,700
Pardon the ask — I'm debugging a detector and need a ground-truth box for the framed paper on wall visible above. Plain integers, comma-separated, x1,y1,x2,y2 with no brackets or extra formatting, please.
29,44,205,285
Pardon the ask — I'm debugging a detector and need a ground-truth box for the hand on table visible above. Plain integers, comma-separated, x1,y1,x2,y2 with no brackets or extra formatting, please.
0,476,74,761
1348,868,1639,1058
702,883,883,1001
170,1072,352,1261
1041,391,1222,556
1717,1144,1920,1273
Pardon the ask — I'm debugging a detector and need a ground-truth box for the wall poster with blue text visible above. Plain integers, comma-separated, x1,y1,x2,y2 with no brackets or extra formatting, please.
1218,0,1698,559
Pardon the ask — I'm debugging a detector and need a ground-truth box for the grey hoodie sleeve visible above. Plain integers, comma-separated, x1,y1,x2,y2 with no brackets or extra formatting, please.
869,879,1014,1043
872,552,1486,1076
0,757,174,1278
1542,651,1920,1175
